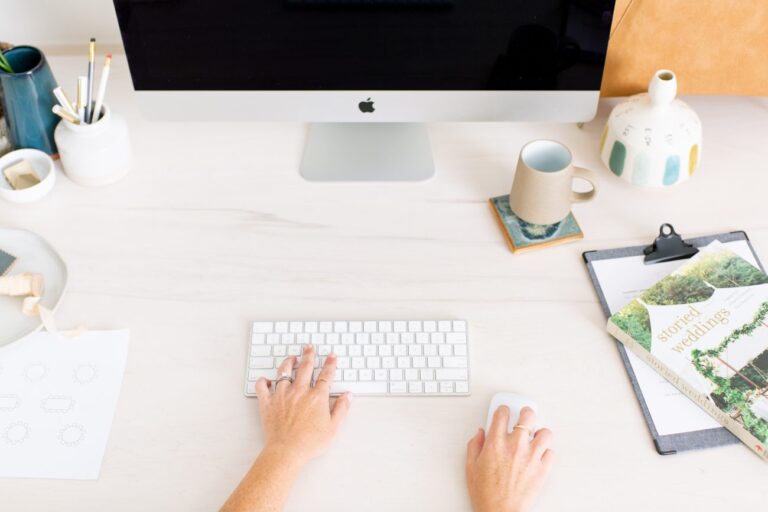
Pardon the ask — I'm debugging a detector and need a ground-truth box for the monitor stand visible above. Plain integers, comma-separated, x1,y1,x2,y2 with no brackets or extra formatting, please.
300,123,435,182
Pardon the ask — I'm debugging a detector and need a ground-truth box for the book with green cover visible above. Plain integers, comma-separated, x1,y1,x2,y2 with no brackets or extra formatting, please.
607,241,768,461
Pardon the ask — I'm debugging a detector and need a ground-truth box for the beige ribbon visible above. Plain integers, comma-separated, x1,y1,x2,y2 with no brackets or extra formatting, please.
1,273,85,338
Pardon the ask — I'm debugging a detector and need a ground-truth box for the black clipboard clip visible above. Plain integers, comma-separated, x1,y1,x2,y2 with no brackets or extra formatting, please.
643,224,699,264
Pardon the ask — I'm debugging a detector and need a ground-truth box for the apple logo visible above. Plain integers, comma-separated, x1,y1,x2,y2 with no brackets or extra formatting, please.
358,98,375,113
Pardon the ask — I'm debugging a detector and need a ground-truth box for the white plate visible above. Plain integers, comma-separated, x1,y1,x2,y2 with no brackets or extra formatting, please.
0,229,68,347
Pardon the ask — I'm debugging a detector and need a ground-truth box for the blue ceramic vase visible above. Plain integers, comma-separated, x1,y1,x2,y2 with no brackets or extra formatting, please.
0,46,60,155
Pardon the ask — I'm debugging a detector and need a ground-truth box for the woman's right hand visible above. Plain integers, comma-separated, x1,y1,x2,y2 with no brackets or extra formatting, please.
465,406,554,512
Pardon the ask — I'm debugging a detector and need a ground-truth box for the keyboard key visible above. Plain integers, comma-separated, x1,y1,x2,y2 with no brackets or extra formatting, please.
246,382,257,394
366,356,381,368
356,333,370,344
416,333,429,344
349,321,363,332
378,345,392,356
267,333,280,345
438,344,452,356
408,321,421,332
436,369,468,381
397,357,411,368
393,345,407,356
364,321,378,332
290,321,303,333
408,345,422,356
273,346,287,356
297,333,310,344
408,381,423,393
385,333,399,344
454,344,467,356
438,321,452,332
319,321,333,333
394,321,407,332
253,322,274,333
439,382,454,393
420,369,434,381
305,321,318,333
251,345,271,357
424,381,439,393
372,333,385,344
390,369,404,381
311,333,325,345
379,321,392,332
447,332,467,344
275,322,289,333
382,357,396,369
424,345,438,356
331,382,388,395
428,357,441,368
352,357,365,369
453,320,467,332
334,321,348,333
249,358,274,369
337,357,350,369
401,333,415,344
318,345,331,356
332,345,347,356
456,381,469,393
359,369,373,381
248,369,272,381
252,333,266,344
363,345,377,357
349,345,362,357
443,357,467,368
405,369,419,381
341,333,355,345
343,369,357,381
374,369,388,381
430,332,445,344
390,382,407,393
412,357,426,368
327,333,340,344
424,321,437,332
281,333,295,344
288,345,302,356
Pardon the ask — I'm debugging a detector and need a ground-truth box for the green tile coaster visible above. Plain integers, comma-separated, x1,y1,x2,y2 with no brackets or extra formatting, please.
489,195,583,253
0,248,16,275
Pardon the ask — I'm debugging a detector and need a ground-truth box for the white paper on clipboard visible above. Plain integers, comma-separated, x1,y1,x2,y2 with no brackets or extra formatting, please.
590,239,758,437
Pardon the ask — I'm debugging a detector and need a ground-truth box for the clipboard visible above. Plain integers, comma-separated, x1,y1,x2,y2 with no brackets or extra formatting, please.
583,226,764,455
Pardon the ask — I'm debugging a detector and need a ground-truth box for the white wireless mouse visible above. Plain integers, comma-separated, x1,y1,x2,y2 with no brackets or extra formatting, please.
485,392,541,434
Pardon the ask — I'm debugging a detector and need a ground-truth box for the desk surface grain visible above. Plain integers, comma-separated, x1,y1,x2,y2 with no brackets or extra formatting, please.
1,54,767,512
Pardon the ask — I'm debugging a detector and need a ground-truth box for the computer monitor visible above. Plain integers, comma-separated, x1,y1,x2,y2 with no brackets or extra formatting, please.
113,1,616,181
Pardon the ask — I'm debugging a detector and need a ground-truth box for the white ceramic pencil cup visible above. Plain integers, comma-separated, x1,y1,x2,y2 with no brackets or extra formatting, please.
54,104,132,187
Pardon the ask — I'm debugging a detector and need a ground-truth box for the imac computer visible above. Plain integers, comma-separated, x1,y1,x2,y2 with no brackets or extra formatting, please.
113,1,617,181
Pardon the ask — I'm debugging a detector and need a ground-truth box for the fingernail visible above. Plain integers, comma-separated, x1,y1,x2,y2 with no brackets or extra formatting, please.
328,352,337,359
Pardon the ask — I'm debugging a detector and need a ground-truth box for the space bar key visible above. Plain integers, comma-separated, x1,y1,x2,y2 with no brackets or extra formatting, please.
330,382,389,395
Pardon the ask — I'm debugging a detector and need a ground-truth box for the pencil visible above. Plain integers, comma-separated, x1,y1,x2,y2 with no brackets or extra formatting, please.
52,104,80,124
76,76,87,120
53,86,78,119
91,54,112,123
85,38,95,123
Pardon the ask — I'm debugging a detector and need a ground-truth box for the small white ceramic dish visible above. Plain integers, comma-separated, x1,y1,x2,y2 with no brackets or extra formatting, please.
0,148,56,203
0,229,68,347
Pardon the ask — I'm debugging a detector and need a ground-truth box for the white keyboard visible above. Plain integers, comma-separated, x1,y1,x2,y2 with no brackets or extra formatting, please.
244,320,470,397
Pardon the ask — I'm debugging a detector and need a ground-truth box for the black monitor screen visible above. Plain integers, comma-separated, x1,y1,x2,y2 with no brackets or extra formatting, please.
113,0,616,91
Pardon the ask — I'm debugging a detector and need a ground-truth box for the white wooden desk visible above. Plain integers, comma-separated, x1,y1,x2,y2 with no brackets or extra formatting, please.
2,53,767,511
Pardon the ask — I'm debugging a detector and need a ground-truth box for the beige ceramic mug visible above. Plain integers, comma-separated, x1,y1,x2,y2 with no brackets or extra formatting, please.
509,140,598,225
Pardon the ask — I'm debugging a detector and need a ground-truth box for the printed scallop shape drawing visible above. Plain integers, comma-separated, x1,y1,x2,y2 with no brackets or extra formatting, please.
41,395,76,413
23,362,48,382
59,423,86,447
3,421,31,445
73,364,98,384
0,394,21,412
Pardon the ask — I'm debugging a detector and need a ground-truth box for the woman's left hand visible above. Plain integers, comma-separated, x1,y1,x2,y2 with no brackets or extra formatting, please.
255,345,352,468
